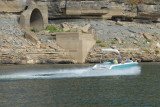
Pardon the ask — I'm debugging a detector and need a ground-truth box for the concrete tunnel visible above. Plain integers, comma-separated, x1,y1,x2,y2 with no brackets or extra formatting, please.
30,8,44,31
20,3,48,31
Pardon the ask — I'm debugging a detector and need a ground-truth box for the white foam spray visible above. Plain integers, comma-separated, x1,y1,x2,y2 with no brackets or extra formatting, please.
0,66,141,80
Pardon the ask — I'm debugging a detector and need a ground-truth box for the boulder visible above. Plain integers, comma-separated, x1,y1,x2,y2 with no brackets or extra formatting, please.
133,41,138,45
62,23,71,32
80,24,91,33
157,42,160,48
116,21,123,26
110,45,117,49
40,44,49,49
38,30,50,36
114,37,122,44
143,33,152,40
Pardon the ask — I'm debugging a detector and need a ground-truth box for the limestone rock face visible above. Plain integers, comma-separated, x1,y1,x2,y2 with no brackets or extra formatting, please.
137,4,160,17
45,0,160,21
2,0,160,21
0,0,27,12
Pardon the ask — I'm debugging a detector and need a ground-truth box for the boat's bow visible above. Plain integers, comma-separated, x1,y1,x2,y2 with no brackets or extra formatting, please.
93,62,139,70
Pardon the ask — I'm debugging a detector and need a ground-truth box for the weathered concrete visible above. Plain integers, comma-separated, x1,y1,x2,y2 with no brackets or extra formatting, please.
20,2,48,31
56,32,96,63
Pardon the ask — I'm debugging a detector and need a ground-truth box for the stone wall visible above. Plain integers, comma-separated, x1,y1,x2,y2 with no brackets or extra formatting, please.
1,0,160,21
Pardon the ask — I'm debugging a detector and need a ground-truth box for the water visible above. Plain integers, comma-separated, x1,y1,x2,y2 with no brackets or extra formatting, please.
0,63,159,106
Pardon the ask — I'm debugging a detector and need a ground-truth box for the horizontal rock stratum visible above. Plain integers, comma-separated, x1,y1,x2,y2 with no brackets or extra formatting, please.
1,0,160,21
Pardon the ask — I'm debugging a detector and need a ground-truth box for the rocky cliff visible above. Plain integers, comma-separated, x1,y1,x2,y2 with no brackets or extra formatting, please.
1,0,160,21
47,0,160,22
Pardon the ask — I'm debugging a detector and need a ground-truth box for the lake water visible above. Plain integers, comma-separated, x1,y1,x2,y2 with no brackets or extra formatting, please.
0,63,159,107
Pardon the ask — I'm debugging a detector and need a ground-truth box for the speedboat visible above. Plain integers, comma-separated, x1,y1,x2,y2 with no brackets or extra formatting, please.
92,49,139,70
93,61,138,70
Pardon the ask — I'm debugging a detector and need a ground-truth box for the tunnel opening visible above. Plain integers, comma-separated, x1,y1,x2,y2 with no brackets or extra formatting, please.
30,8,44,31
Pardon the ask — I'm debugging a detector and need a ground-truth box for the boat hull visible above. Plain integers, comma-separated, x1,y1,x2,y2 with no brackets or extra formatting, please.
92,62,139,70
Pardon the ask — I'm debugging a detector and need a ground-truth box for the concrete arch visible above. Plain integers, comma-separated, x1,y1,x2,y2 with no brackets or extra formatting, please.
20,3,48,31
30,8,44,30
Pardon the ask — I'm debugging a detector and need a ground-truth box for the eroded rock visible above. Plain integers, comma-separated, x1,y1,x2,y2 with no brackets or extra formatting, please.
80,24,91,33
114,37,122,44
143,33,152,40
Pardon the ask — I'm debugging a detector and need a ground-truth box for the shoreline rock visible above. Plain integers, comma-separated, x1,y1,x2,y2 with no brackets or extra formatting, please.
0,17,160,64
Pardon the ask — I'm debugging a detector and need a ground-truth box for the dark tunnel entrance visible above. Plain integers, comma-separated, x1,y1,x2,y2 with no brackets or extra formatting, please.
30,8,44,31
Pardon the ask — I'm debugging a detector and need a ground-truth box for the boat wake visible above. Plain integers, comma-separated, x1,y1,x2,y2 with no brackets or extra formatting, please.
0,66,141,80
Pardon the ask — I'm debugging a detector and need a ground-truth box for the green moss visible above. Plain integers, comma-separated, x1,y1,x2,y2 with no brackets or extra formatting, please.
72,30,77,32
48,37,53,40
59,27,63,31
45,25,63,33
99,43,106,47
17,52,23,56
111,41,116,44
122,40,124,44
31,29,36,32
129,36,137,41
146,39,152,43
66,30,71,32
96,40,102,43
155,50,159,55
143,42,146,45
39,39,44,43
143,49,150,54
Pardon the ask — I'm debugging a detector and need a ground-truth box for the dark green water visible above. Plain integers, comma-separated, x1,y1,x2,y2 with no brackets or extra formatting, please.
0,63,159,107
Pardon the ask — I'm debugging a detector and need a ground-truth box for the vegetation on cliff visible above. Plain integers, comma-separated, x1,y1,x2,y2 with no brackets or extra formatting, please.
126,0,152,10
45,25,63,33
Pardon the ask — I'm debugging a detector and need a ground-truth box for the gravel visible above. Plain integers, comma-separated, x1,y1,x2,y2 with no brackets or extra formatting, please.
0,15,31,48
49,19,160,39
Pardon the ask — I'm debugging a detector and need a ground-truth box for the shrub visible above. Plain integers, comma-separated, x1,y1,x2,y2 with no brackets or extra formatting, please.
122,40,124,44
31,29,36,32
48,37,53,40
146,39,151,43
126,0,151,10
45,25,63,33
45,25,56,33
99,43,106,47
143,49,150,54
59,27,63,31
96,40,102,43
111,41,116,44
155,50,159,55
66,30,71,32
